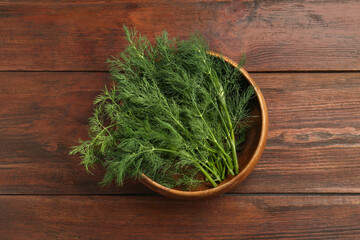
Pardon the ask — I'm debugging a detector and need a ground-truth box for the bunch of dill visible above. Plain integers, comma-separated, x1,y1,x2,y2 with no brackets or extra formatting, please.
70,27,254,189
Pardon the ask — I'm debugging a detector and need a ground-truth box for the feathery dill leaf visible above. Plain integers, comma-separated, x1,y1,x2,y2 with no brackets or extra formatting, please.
70,26,255,190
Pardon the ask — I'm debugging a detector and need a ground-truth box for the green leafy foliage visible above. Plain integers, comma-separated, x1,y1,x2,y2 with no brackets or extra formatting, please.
70,26,255,189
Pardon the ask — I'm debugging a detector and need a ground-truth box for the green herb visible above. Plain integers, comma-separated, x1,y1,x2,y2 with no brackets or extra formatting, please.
70,26,255,189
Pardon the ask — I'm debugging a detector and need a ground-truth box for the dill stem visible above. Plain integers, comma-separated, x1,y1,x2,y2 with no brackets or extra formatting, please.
219,95,239,174
105,87,121,109
153,147,217,187
208,69,239,174
230,130,239,174
92,123,117,143
195,162,217,187
166,106,219,156
197,151,221,181
199,161,220,182
192,97,234,171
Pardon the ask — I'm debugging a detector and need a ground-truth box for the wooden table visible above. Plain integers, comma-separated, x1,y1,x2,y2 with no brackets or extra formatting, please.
1,1,359,239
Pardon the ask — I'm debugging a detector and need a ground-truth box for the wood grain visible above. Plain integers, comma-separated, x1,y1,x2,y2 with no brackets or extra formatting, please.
237,72,360,193
0,72,150,194
1,0,358,238
0,0,359,71
0,195,359,239
0,72,359,194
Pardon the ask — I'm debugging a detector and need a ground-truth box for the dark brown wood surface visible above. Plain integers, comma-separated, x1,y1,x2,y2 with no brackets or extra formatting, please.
0,0,359,71
1,195,360,239
1,0,359,239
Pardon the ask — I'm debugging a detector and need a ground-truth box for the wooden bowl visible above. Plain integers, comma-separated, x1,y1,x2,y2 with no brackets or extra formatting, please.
141,52,268,199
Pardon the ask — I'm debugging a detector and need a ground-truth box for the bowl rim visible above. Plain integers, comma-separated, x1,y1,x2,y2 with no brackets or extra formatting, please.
140,51,268,199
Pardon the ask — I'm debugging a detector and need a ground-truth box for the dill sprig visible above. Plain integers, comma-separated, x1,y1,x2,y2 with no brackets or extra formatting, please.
70,26,255,189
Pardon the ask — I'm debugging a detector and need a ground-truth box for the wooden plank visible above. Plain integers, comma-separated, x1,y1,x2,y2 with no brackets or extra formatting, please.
0,0,359,71
0,72,150,194
0,195,359,239
0,72,359,194
236,72,360,193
